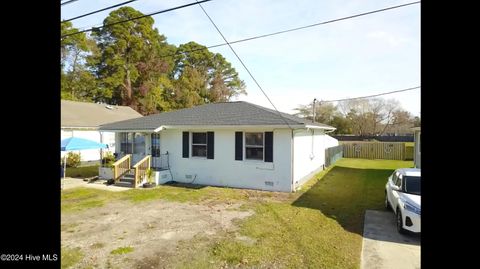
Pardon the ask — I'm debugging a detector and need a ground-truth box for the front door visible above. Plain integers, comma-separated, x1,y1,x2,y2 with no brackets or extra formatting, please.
132,133,146,164
151,133,161,169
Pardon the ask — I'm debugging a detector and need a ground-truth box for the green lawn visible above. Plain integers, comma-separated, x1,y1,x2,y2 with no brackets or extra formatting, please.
179,158,413,268
62,158,413,268
65,165,99,178
61,183,255,213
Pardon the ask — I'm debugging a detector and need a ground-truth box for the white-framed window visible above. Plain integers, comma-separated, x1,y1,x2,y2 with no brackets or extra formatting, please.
245,132,264,160
120,133,133,154
192,132,207,157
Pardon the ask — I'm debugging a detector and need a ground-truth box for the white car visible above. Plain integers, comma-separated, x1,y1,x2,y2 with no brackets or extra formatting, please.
385,168,421,233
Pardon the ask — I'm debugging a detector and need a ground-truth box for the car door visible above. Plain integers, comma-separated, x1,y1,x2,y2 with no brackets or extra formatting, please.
387,172,397,206
391,174,402,210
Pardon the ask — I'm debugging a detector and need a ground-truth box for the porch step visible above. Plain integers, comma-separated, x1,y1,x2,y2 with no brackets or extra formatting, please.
114,181,134,188
122,174,135,180
114,173,136,188
119,177,135,184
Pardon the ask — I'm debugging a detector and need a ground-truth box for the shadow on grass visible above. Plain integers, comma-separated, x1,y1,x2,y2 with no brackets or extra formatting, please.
292,166,395,237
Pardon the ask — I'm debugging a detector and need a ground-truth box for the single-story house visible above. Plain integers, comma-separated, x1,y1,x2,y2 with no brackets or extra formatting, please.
61,100,142,162
412,127,421,168
99,101,339,192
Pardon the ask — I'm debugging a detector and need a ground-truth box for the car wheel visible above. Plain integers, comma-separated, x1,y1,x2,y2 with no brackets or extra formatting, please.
396,209,406,234
385,191,391,211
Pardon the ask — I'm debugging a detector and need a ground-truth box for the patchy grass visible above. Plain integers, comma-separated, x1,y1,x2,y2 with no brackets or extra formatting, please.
61,188,116,213
178,158,413,269
110,246,134,255
61,222,80,233
65,165,99,178
61,183,266,213
120,183,251,204
61,247,84,269
61,158,413,268
90,242,105,249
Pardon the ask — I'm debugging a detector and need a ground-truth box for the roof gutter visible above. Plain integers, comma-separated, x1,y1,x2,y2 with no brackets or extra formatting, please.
97,129,157,132
304,124,336,131
61,126,99,130
153,126,165,133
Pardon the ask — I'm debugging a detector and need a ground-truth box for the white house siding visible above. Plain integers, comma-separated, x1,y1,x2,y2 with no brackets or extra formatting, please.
61,130,115,162
293,129,336,189
324,134,339,149
115,129,294,192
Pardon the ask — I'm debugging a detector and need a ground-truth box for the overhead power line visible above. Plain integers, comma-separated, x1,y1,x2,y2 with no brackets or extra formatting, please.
195,0,292,129
159,1,420,59
62,0,139,23
61,0,213,38
61,0,79,6
318,86,420,103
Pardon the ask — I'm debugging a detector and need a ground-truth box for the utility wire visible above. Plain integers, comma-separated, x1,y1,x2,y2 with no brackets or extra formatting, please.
61,0,79,6
62,0,139,23
160,1,420,59
318,86,420,103
195,0,292,129
61,0,213,38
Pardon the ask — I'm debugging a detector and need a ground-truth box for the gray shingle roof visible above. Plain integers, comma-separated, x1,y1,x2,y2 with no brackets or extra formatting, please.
99,101,335,131
61,100,142,128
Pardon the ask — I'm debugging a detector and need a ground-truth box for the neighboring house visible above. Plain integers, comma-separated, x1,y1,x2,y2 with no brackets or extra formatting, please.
99,101,338,192
61,100,142,162
412,127,421,168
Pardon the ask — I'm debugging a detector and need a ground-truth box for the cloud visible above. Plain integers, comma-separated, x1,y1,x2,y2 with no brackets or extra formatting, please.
367,31,411,47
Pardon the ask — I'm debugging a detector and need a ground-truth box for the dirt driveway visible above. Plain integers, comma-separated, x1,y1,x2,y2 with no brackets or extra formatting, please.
361,210,420,269
62,199,253,268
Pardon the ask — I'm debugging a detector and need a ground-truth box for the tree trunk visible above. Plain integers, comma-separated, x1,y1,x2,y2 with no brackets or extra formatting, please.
124,66,132,105
71,51,80,99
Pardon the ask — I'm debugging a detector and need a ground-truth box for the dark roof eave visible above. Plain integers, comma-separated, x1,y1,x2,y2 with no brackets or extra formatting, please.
99,123,336,132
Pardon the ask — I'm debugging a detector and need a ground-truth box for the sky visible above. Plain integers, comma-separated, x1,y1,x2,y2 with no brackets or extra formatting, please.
61,0,420,116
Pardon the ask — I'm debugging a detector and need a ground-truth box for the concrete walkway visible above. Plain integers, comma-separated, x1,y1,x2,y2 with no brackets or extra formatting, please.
361,210,420,269
60,177,129,192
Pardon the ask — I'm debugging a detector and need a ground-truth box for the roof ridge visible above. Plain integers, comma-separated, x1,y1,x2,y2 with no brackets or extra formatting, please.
241,102,301,124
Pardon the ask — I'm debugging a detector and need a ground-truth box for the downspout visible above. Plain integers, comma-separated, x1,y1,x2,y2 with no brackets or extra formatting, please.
291,128,295,192
99,131,103,163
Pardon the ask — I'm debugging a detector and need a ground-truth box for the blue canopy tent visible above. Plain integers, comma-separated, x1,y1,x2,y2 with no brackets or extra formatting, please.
61,137,108,189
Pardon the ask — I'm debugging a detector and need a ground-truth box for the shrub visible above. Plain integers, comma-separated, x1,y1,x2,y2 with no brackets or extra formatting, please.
66,152,81,168
102,152,116,168
146,168,154,183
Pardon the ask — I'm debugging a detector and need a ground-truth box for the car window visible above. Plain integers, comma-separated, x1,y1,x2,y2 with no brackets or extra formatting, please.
391,172,397,184
395,174,402,188
404,176,421,195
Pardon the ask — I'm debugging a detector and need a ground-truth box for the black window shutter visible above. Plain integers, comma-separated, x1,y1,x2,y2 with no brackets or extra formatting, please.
235,132,243,160
207,132,214,159
182,132,189,158
265,132,273,162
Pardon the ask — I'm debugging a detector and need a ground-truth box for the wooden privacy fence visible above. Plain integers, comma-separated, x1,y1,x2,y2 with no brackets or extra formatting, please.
342,142,406,160
325,145,343,167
